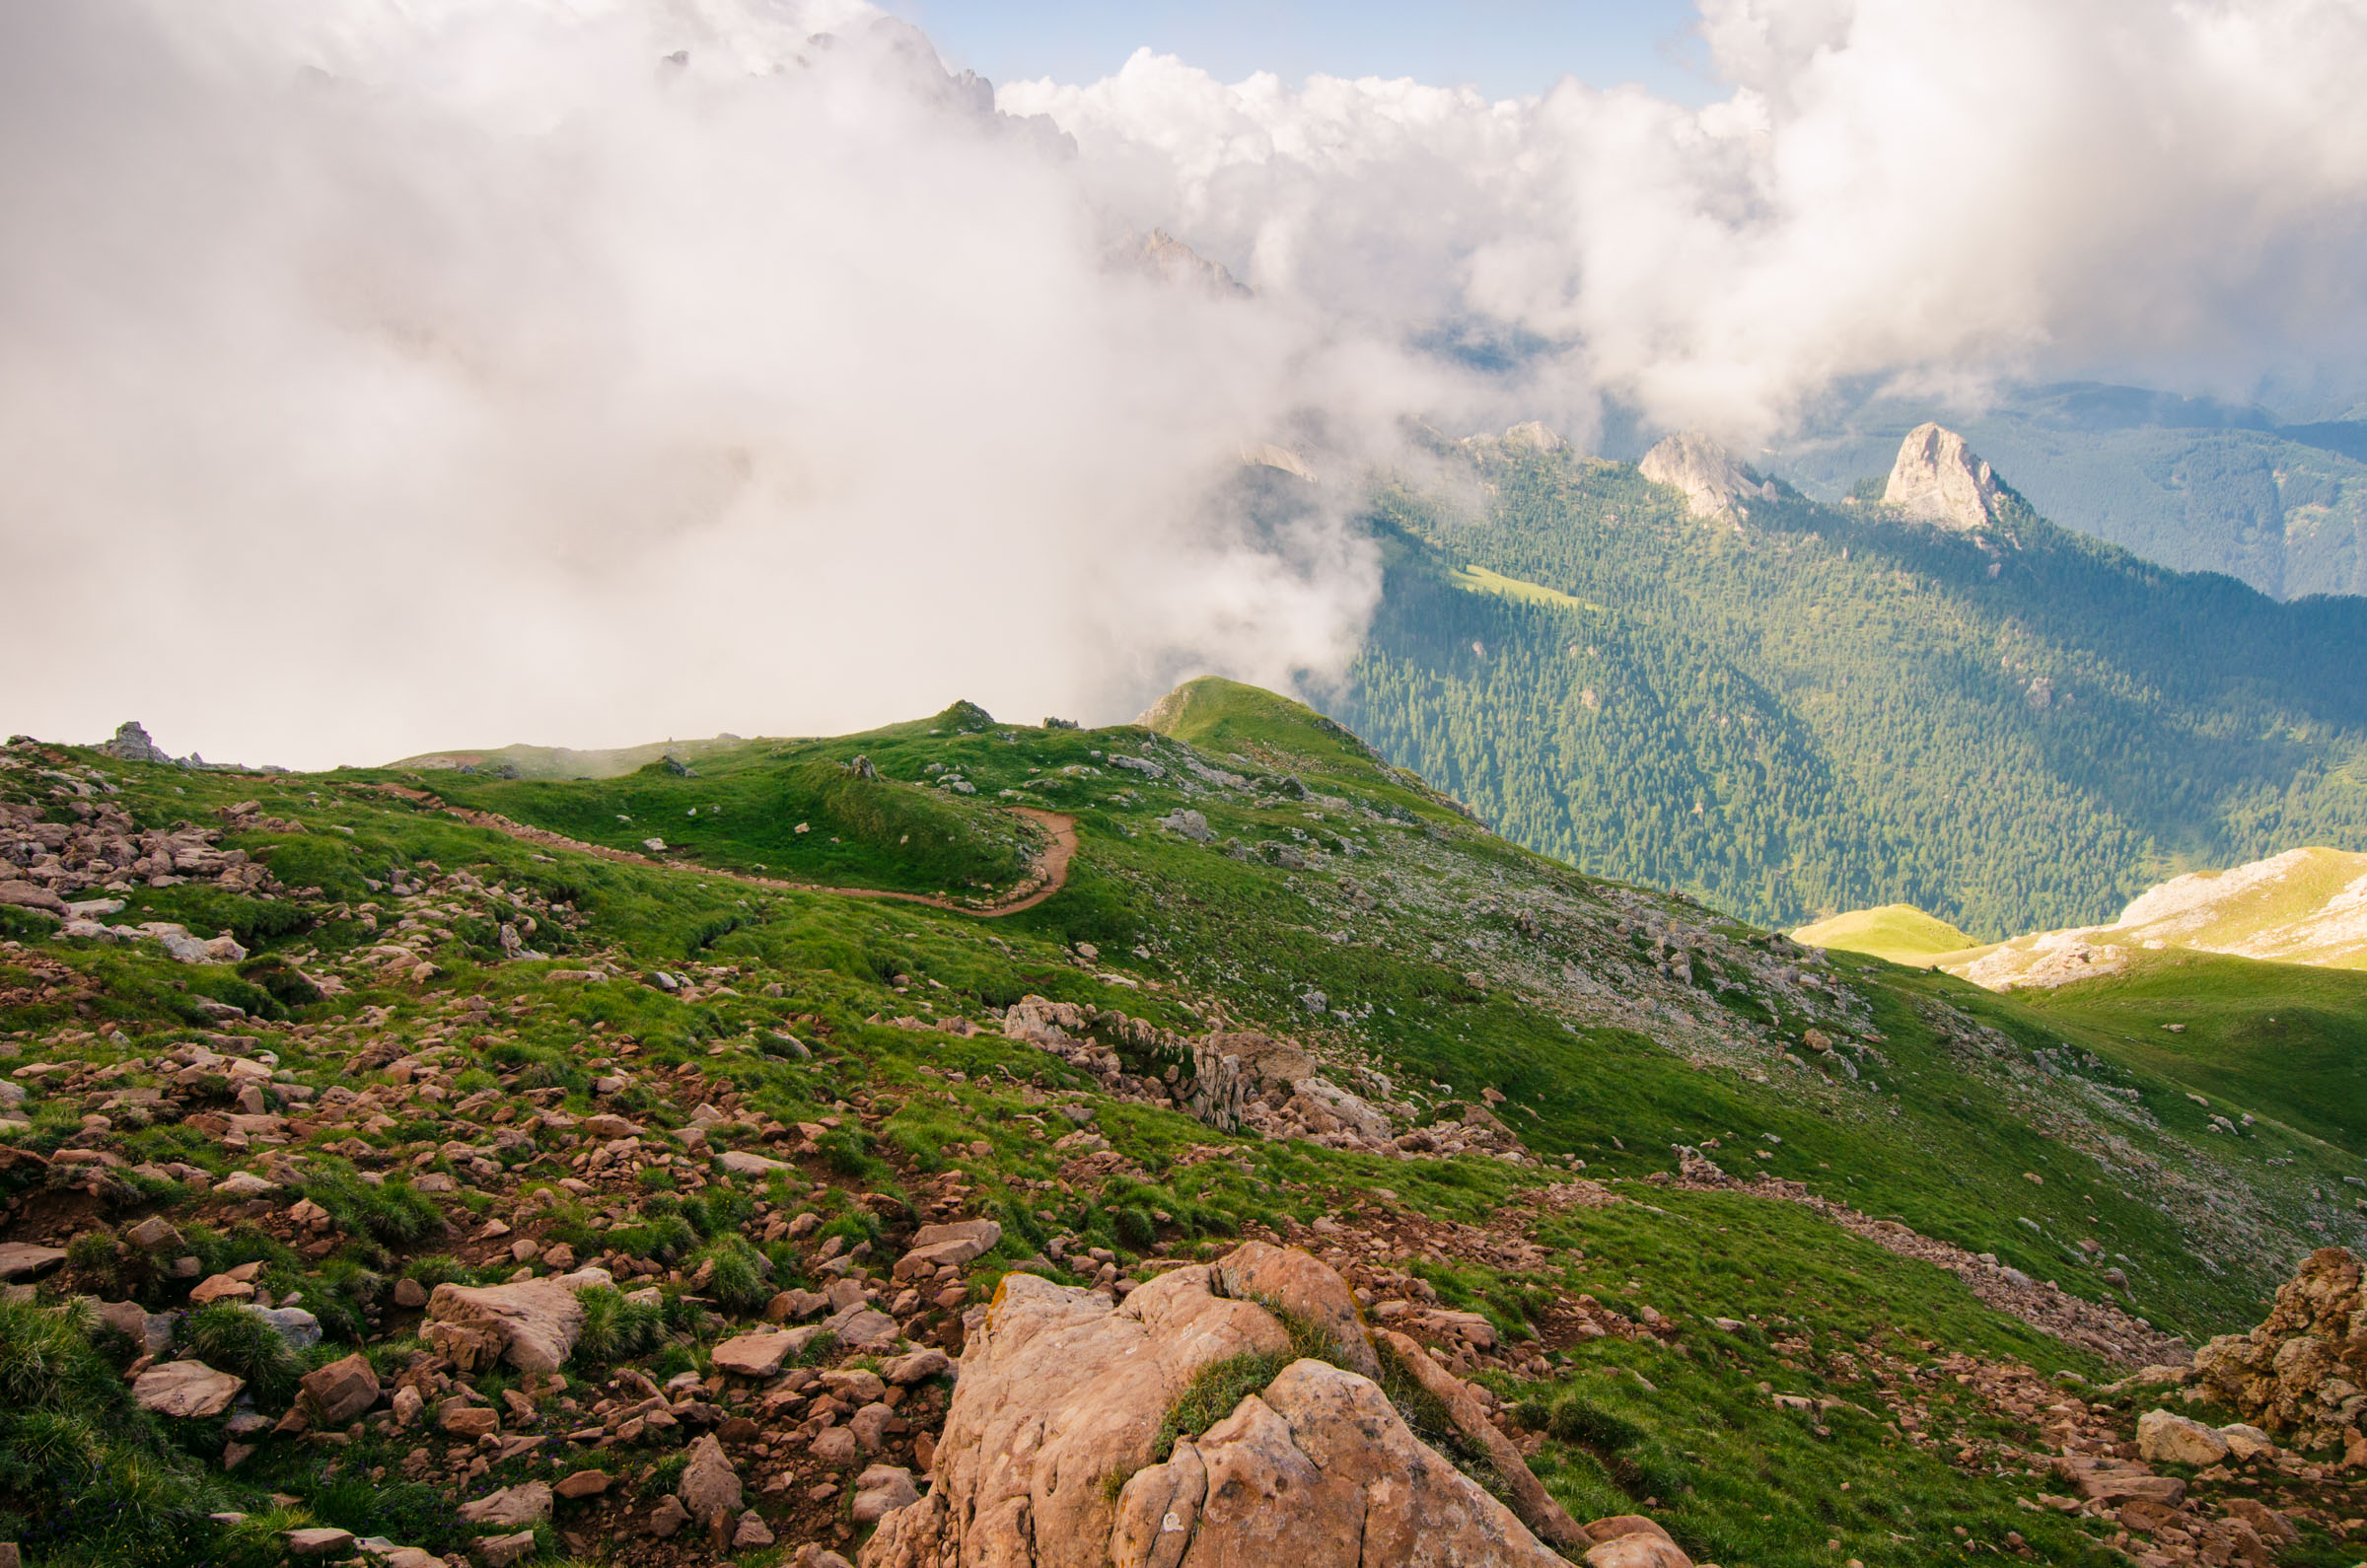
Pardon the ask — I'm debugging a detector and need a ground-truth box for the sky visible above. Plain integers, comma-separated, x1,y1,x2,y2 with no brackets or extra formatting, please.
7,0,2367,768
891,0,1717,104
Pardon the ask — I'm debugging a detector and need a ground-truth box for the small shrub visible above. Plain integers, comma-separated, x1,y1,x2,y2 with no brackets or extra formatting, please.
1549,1395,1644,1452
176,1303,301,1404
701,1239,769,1313
1112,1206,1158,1251
571,1286,666,1373
402,1254,470,1289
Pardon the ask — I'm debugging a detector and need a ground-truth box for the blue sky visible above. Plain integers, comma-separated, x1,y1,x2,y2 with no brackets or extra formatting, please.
887,0,1717,103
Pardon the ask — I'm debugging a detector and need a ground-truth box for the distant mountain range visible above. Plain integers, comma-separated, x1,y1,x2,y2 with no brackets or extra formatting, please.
1327,422,2367,937
1757,383,2367,600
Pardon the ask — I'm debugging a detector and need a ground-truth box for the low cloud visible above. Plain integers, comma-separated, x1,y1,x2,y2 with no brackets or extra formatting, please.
1009,0,2367,435
9,1,2367,764
0,0,1432,767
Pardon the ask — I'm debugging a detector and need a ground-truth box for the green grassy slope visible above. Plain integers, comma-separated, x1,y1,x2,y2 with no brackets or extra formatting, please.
387,734,752,780
2012,950,2367,1159
1794,905,1976,966
1330,442,2367,937
3,687,2364,1566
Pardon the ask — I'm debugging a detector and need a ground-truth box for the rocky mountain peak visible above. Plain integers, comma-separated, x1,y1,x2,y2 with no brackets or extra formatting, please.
1884,421,2003,531
1639,431,1775,523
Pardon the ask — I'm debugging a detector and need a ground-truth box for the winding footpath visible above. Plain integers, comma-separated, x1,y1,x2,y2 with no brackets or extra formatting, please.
348,784,1076,917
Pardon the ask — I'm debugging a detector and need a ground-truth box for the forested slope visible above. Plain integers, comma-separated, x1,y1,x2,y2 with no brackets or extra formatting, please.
1329,444,2367,936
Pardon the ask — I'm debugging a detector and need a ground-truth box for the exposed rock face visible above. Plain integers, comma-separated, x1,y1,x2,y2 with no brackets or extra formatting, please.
1001,997,1406,1156
1883,422,2003,532
858,1243,1577,1568
97,721,178,765
2192,1246,2367,1452
1115,228,1252,300
1639,432,1775,523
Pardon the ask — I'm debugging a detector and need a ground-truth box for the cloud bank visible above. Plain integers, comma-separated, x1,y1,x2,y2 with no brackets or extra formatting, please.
8,0,2367,765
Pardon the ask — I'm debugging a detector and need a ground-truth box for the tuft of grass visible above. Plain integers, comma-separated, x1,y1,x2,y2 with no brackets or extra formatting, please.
176,1303,302,1405
570,1286,666,1374
1151,1350,1290,1462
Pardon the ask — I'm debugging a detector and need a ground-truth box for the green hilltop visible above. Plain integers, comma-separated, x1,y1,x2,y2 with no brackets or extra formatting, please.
6,682,2367,1565
1791,904,1977,967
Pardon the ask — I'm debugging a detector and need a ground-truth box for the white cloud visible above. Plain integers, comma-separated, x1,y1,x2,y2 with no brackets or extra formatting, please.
0,0,1430,767
1007,0,2367,435
10,0,2367,764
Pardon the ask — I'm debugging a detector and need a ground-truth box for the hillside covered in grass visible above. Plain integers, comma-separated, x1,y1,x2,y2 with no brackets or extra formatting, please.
1793,905,1976,967
1330,437,2367,937
3,683,2364,1567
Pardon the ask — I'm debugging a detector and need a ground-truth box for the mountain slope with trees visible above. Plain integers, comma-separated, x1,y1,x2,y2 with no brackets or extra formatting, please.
1329,437,2367,937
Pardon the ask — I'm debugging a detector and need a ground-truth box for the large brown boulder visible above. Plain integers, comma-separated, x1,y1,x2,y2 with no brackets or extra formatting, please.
859,1244,1574,1568
2191,1247,2367,1451
421,1266,610,1373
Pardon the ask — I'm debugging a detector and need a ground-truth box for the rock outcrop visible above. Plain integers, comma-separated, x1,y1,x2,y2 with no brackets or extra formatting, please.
858,1243,1590,1568
1639,432,1776,523
1000,997,1405,1155
2192,1246,2367,1456
1882,422,2003,532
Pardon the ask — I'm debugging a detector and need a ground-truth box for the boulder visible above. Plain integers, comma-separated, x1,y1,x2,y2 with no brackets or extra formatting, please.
648,1496,689,1538
883,1347,953,1386
132,1360,244,1418
1584,1535,1694,1568
712,1329,799,1379
893,1219,1001,1279
251,1306,322,1350
852,1464,920,1525
2217,1423,2278,1460
125,1216,180,1251
2137,1408,2231,1467
422,1267,610,1372
284,1528,356,1557
1372,1327,1586,1550
719,1149,794,1176
733,1511,775,1548
189,1274,256,1306
476,1531,537,1567
458,1482,551,1529
856,1244,1564,1568
301,1352,382,1424
1215,1240,1380,1380
0,1244,66,1281
91,1298,177,1357
679,1434,743,1531
554,1468,611,1499
439,1401,499,1437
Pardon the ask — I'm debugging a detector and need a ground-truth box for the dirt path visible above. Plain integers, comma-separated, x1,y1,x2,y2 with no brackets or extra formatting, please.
348,785,1077,918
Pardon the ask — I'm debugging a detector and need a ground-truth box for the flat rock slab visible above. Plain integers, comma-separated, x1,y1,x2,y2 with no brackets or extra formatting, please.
0,1243,66,1281
825,1303,900,1350
712,1329,799,1378
458,1481,551,1529
133,1360,246,1418
284,1528,355,1557
423,1268,610,1372
719,1149,794,1176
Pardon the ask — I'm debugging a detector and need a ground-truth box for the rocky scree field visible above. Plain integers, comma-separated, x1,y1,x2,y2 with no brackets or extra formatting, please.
0,685,2364,1568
